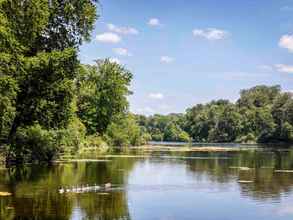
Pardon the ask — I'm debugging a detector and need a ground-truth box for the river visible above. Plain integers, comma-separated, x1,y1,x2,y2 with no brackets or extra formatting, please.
1,147,293,219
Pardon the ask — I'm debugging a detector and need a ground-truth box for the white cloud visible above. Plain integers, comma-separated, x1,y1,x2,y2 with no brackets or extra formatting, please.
148,18,161,27
192,28,229,40
107,23,139,35
135,107,155,115
280,6,293,11
258,65,273,71
160,56,174,63
109,57,121,64
279,35,293,52
96,32,121,43
113,48,132,56
148,93,164,100
275,64,293,73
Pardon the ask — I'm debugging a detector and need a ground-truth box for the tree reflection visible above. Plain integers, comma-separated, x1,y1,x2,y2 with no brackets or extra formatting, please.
2,150,293,219
185,149,293,201
0,158,136,220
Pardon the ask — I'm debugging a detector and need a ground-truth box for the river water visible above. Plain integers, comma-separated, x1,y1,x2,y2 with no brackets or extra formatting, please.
1,148,293,219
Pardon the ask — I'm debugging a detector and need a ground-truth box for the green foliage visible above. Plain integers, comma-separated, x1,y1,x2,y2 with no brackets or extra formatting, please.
138,85,293,144
236,133,257,144
0,76,17,142
207,105,242,142
0,0,98,163
79,135,109,156
105,114,150,147
14,49,78,130
280,122,293,142
76,61,132,134
136,113,190,142
237,85,281,108
57,118,87,155
10,124,58,163
163,122,190,142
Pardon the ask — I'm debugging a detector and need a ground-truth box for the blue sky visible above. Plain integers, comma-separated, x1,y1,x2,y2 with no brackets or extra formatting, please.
79,0,293,115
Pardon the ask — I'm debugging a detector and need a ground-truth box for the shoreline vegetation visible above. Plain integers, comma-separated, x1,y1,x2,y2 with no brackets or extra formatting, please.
135,85,293,145
0,1,292,165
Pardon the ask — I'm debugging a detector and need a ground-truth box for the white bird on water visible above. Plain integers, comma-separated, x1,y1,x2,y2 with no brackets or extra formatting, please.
105,183,111,189
58,183,112,194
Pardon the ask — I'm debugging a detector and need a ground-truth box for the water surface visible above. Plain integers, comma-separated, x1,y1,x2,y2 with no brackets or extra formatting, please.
1,148,293,219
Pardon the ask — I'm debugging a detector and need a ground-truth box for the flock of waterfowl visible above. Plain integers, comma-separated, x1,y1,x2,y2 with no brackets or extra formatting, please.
58,183,112,194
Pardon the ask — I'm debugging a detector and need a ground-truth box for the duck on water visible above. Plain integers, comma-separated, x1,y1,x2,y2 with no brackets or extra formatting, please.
58,183,112,194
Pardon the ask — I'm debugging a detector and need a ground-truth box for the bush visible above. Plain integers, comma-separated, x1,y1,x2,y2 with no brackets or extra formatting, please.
57,117,87,155
105,114,150,147
281,122,293,142
151,133,164,141
178,130,191,142
10,124,58,163
236,133,257,144
79,135,109,156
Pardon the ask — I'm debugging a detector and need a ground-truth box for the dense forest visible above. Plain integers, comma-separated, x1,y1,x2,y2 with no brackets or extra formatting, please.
0,0,149,164
0,1,292,165
136,85,293,144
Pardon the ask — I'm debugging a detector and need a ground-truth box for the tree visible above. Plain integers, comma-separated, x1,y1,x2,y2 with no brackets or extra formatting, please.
237,85,280,108
0,0,98,162
271,93,293,142
208,105,242,142
135,85,292,144
76,60,132,135
0,76,17,143
163,122,190,142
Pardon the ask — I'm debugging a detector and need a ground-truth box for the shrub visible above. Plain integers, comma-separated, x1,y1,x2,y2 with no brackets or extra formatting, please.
57,117,86,155
236,133,256,144
10,124,58,163
79,135,109,156
105,114,150,147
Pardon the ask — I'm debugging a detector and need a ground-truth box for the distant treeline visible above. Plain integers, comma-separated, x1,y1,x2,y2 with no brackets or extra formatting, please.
135,85,293,144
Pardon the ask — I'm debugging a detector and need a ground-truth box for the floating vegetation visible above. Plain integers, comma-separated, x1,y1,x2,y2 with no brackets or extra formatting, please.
54,159,111,163
0,192,12,196
104,155,149,158
238,180,253,183
229,167,252,171
103,154,231,160
133,145,241,152
6,206,14,210
261,166,274,169
159,155,231,160
275,170,293,173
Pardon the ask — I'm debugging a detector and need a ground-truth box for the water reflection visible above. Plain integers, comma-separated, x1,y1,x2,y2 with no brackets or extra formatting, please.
0,159,136,220
1,149,293,219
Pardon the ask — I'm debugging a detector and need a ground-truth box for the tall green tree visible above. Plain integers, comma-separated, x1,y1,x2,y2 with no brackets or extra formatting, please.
0,0,98,162
76,60,132,135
